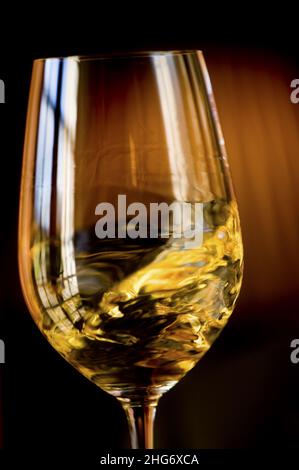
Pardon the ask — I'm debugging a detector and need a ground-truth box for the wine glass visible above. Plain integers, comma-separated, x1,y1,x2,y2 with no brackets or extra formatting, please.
18,51,243,449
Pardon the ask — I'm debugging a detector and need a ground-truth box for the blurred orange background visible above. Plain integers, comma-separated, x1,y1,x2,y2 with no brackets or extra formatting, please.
209,49,299,304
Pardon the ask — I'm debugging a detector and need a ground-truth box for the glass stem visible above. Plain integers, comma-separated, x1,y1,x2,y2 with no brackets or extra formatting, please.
123,401,158,449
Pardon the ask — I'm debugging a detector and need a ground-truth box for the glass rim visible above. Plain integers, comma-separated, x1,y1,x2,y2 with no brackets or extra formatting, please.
33,49,203,63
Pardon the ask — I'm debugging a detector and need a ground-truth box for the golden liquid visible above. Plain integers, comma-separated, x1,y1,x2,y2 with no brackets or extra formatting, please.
29,199,243,402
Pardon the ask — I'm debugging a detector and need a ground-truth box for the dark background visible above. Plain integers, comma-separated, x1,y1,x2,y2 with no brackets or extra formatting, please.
0,12,299,450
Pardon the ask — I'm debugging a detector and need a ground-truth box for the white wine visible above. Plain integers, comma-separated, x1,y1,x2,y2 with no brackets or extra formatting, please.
28,198,243,403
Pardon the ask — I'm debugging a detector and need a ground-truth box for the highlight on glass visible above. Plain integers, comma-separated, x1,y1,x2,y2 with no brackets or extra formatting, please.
18,50,243,449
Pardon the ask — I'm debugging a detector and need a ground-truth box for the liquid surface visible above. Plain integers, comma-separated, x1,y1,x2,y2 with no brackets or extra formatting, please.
29,199,243,402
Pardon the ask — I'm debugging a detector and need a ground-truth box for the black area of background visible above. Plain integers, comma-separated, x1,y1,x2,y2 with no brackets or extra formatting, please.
0,12,299,451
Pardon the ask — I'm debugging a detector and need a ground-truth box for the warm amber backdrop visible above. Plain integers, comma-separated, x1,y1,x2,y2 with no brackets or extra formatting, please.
208,50,299,304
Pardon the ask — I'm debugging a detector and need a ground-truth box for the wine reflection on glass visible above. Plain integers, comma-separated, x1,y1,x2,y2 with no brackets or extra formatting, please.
18,51,243,449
